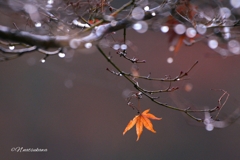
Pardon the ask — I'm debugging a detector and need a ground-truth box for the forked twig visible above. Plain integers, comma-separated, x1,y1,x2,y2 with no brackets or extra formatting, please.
97,45,218,122
212,89,229,119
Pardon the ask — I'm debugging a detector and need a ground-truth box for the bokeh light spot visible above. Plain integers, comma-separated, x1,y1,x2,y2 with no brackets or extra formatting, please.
185,83,193,92
161,26,169,33
133,21,148,33
186,28,196,38
228,40,240,55
220,7,231,18
35,22,42,28
144,6,149,11
174,24,186,35
231,0,240,8
208,39,218,49
196,24,207,35
132,7,145,20
113,44,120,50
85,42,92,49
9,45,15,50
167,57,173,64
121,44,127,50
58,52,65,58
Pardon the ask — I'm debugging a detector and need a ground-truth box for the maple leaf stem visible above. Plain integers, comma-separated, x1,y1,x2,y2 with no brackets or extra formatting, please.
137,99,141,113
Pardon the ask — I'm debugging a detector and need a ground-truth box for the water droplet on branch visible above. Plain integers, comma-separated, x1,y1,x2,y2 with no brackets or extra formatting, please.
85,42,92,49
9,45,15,50
144,6,149,11
35,22,42,28
58,52,65,58
132,21,148,33
47,0,54,5
113,44,120,50
40,59,46,63
161,26,169,33
120,44,127,50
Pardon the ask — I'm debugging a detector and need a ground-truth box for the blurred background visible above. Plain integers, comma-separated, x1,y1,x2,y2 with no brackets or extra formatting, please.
1,0,240,160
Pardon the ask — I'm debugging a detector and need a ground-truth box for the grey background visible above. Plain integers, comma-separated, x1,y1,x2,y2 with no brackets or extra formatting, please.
1,0,240,160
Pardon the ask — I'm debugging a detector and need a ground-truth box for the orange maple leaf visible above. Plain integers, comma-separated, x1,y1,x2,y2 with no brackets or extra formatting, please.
123,109,162,141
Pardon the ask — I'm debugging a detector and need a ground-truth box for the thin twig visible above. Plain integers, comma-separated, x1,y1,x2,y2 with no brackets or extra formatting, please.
213,89,229,119
97,45,217,122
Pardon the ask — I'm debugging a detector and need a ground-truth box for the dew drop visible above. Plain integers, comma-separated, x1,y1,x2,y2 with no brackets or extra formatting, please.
113,44,120,50
161,26,169,33
132,21,148,33
85,42,92,49
120,44,127,50
223,27,231,40
205,124,214,131
144,6,150,11
47,0,54,4
35,22,42,28
40,59,46,63
58,52,65,58
47,0,53,4
9,45,15,50
151,12,156,16
133,23,142,30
